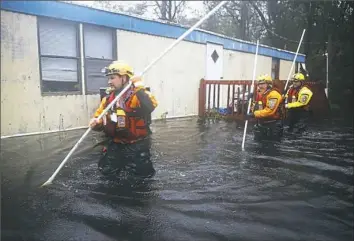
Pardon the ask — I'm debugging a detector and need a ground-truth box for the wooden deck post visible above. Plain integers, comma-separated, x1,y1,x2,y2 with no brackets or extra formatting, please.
198,78,206,117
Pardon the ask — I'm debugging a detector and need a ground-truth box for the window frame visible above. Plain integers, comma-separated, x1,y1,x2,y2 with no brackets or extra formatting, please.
271,57,280,80
37,16,82,96
82,24,117,95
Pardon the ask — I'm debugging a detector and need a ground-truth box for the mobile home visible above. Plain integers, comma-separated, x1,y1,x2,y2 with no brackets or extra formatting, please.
0,1,305,137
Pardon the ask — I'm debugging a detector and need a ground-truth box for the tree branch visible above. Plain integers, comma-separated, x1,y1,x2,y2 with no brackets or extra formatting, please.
154,1,162,10
173,1,185,20
249,1,272,31
225,7,239,23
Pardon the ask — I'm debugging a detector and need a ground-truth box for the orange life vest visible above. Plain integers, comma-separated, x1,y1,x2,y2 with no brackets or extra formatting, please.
255,87,283,120
103,88,149,144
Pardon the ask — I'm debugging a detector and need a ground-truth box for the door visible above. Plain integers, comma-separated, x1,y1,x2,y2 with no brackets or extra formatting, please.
206,42,223,80
205,43,226,109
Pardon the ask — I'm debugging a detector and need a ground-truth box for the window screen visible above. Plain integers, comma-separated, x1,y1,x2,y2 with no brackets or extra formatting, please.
41,57,78,82
38,17,79,93
39,19,77,57
85,59,112,93
84,24,115,94
84,25,114,59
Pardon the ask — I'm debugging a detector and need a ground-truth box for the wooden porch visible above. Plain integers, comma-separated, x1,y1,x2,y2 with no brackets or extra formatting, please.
198,79,330,121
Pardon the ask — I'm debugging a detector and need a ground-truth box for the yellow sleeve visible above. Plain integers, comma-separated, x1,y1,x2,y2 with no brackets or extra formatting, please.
254,90,281,118
93,97,107,125
287,86,313,109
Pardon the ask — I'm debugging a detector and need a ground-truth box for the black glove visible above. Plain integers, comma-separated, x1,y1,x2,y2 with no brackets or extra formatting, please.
248,92,254,99
245,112,255,120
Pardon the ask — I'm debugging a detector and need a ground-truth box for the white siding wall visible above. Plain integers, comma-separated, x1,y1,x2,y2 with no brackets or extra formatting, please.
280,60,295,80
0,11,99,136
1,11,40,135
223,50,272,80
1,10,296,136
116,30,205,120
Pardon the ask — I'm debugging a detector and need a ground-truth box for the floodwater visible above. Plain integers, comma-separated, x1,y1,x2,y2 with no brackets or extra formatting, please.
1,117,353,241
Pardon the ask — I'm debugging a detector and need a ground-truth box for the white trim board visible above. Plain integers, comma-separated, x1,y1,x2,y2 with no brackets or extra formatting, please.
0,115,198,139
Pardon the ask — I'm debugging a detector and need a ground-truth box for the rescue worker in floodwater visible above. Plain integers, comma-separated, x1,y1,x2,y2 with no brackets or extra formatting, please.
284,72,313,133
246,74,284,141
89,61,158,178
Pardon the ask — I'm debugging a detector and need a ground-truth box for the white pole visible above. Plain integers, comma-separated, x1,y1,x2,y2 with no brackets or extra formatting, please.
241,40,259,151
325,52,329,99
41,1,228,187
284,29,306,92
79,23,86,95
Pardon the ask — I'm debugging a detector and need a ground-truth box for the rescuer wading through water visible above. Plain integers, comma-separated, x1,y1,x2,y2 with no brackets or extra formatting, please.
246,74,284,141
89,61,158,178
284,72,314,134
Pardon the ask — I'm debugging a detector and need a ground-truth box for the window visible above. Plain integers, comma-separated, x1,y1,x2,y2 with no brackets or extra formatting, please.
38,17,80,93
295,62,299,73
271,58,280,80
84,24,116,93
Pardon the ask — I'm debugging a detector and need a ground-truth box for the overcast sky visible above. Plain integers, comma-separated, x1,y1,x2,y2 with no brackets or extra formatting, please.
78,1,205,19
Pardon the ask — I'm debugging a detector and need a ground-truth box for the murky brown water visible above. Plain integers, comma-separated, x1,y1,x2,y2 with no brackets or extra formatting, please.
1,117,353,241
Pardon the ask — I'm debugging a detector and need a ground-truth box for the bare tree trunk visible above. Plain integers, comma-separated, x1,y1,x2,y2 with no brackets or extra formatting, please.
168,0,172,21
240,2,249,40
160,1,167,20
154,0,185,22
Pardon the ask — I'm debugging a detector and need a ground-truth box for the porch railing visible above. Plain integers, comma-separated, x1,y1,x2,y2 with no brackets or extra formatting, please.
198,79,329,120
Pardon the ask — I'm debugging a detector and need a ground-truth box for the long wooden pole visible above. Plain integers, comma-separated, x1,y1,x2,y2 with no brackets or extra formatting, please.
41,1,228,187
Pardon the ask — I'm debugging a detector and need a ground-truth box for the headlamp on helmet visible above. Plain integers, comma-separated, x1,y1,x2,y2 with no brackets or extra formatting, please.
102,61,134,78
